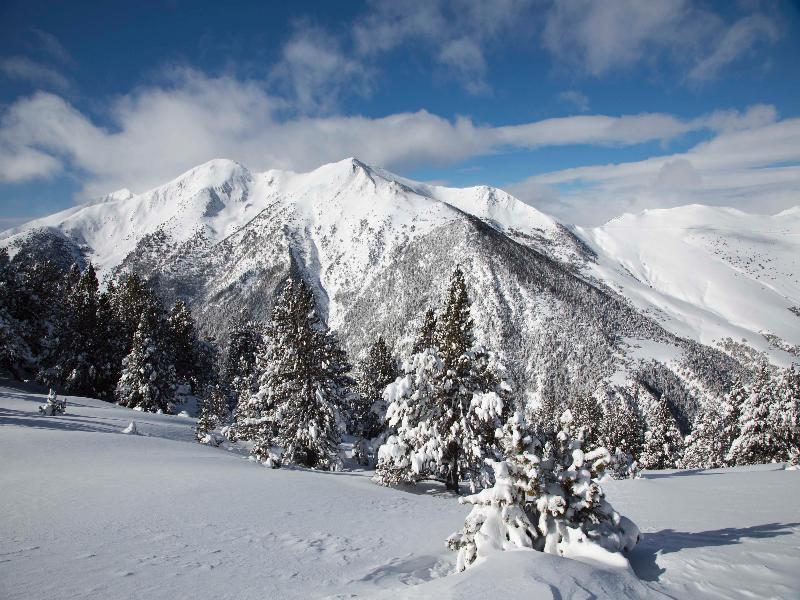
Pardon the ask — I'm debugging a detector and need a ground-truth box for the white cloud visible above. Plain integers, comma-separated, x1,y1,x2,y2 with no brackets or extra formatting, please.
437,38,489,95
688,13,780,82
558,91,589,112
0,55,70,90
350,0,533,95
508,118,800,225
541,0,781,81
0,70,782,207
270,24,372,114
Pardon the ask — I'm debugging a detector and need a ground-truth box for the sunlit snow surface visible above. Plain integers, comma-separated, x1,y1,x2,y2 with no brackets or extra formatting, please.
2,386,798,600
578,204,800,362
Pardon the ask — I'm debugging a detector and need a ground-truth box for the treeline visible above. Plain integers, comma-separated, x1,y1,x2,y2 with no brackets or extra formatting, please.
0,250,212,410
2,248,797,475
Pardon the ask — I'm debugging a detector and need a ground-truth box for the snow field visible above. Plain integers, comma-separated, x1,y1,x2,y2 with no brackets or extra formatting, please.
1,385,799,599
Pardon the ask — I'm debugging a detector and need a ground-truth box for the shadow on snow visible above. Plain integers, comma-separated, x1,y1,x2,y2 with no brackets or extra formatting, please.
630,522,800,581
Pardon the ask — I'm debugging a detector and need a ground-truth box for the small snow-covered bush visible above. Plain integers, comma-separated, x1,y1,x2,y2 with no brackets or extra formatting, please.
448,410,639,571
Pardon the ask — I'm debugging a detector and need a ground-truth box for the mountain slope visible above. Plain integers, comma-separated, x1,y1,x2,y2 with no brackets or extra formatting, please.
577,205,800,364
2,157,795,414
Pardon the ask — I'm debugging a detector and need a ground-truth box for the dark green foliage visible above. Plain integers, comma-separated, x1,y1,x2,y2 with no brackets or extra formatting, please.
196,383,229,442
244,280,354,470
167,299,212,395
115,303,176,412
412,308,437,354
353,336,398,438
224,316,264,418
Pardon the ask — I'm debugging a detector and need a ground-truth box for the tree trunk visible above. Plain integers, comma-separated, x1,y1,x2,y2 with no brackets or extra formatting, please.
445,457,459,493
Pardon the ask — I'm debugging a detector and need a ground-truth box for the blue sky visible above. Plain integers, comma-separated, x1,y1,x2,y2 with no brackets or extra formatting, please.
1,0,799,226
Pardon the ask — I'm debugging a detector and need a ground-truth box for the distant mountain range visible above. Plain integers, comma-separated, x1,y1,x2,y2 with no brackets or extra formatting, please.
3,157,798,418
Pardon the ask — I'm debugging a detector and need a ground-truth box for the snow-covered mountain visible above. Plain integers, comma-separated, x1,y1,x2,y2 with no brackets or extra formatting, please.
579,205,800,362
2,157,797,411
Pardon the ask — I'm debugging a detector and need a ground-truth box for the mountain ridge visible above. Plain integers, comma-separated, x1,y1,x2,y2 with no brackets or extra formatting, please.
2,157,797,416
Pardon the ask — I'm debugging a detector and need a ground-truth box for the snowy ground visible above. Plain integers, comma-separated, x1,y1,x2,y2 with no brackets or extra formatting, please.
1,385,798,600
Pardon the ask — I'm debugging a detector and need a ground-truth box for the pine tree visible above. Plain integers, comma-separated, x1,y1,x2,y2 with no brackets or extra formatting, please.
639,396,684,470
597,389,645,474
167,299,206,394
376,267,511,491
566,394,604,450
40,263,110,397
224,317,263,420
196,383,229,444
0,249,32,377
106,273,162,391
245,280,352,470
352,336,399,438
115,303,176,412
683,381,744,469
728,366,785,465
447,410,639,571
411,308,437,354
375,348,446,486
776,366,800,465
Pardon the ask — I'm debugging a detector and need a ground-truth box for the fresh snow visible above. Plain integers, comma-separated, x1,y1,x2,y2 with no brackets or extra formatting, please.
578,204,800,362
3,158,797,365
2,385,798,600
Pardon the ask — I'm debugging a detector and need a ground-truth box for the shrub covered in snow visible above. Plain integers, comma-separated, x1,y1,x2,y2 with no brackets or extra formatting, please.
448,410,639,571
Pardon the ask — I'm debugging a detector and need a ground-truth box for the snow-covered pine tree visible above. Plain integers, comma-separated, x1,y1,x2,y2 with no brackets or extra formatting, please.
115,302,176,412
352,336,399,439
224,316,264,420
247,280,352,470
447,459,539,572
411,308,437,354
0,248,33,377
376,348,446,486
105,273,162,391
683,380,744,469
728,365,786,465
776,366,800,466
448,409,639,571
639,396,684,470
566,394,604,450
40,263,110,398
196,383,229,444
167,299,204,394
376,267,511,491
597,388,644,478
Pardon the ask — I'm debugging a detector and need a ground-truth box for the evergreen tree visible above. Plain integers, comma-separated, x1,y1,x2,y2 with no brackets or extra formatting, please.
106,273,162,390
352,336,399,438
0,249,32,377
447,410,639,571
196,383,229,444
639,396,684,470
39,263,110,397
776,366,800,465
167,299,205,394
683,381,744,469
411,308,437,354
728,366,785,465
376,267,512,491
244,280,353,470
115,303,176,412
600,389,645,479
224,316,263,419
566,394,604,450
